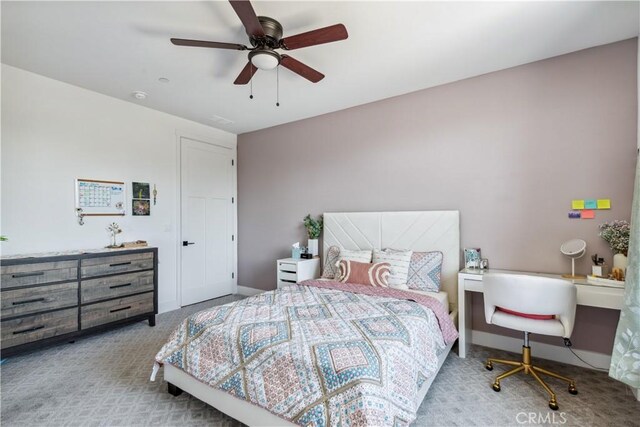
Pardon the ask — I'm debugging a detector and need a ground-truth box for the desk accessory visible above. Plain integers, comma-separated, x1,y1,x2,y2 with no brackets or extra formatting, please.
301,253,313,259
464,248,481,269
598,220,629,272
590,254,608,277
560,239,586,279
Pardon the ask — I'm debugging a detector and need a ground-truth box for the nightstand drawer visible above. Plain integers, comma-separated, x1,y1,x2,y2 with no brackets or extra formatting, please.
1,308,78,349
81,292,154,329
81,270,154,304
1,282,78,319
1,261,78,289
81,252,154,278
279,271,298,282
278,262,297,273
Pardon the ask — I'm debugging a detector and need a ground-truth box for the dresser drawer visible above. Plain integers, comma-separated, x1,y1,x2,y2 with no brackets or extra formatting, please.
1,261,78,289
81,270,154,304
81,292,154,329
1,282,78,319
81,252,154,278
1,308,78,349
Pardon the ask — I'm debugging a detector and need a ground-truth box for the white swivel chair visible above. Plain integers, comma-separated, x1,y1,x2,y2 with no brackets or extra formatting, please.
483,273,578,410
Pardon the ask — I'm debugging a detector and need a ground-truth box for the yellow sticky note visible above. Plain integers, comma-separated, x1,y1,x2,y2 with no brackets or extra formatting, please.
571,200,585,210
597,199,611,209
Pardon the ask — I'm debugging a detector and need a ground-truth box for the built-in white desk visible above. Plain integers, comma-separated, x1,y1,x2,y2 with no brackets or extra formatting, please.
457,268,625,359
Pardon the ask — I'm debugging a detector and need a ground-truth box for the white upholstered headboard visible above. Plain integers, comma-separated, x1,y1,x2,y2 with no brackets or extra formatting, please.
323,211,460,310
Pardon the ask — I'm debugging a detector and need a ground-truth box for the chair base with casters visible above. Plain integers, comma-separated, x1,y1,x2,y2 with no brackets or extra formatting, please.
485,332,578,410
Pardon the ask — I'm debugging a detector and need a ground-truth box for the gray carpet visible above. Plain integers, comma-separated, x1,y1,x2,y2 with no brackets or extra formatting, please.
2,295,638,427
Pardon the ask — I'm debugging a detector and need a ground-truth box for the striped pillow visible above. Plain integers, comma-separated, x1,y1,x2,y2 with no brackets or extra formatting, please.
338,249,372,264
337,260,390,287
373,248,413,290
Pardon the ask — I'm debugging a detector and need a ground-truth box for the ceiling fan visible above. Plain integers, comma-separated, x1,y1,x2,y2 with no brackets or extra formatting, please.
170,0,348,85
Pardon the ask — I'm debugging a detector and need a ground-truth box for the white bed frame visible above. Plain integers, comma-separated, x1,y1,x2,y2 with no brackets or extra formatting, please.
164,210,460,426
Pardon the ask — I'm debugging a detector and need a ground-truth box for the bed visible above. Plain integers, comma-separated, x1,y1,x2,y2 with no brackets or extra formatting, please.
154,211,460,426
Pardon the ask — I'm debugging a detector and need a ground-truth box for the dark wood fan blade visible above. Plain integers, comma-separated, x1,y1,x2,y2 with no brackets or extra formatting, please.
280,24,348,50
280,55,324,83
229,0,265,38
171,38,247,50
234,61,258,85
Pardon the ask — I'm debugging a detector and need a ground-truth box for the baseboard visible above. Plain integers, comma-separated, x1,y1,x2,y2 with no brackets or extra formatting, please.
236,286,265,296
471,330,611,370
158,301,180,314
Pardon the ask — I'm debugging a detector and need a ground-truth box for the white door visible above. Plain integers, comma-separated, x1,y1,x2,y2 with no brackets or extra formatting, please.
180,137,234,306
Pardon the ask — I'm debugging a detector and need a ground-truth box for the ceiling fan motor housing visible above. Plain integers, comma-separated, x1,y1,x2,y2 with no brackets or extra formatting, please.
250,16,283,48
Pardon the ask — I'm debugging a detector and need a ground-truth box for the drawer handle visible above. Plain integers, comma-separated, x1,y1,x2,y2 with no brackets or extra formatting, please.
281,279,296,284
11,271,45,278
110,305,131,313
281,270,296,274
109,262,132,267
109,283,132,289
13,325,45,335
12,298,46,305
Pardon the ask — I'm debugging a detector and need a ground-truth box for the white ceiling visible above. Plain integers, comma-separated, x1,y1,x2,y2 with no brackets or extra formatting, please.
2,1,638,134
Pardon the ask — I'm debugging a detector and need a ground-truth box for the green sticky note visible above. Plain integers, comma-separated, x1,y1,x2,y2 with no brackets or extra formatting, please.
571,200,585,210
584,199,597,209
597,199,611,209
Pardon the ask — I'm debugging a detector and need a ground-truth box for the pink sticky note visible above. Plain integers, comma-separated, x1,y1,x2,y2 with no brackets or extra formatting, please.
581,209,595,219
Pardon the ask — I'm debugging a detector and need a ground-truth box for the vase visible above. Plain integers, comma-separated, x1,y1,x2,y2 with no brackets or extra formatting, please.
307,239,318,257
613,253,628,271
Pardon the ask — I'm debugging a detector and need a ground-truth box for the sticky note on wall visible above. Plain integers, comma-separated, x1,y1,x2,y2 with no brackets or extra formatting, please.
597,199,611,209
568,211,581,219
584,199,597,209
581,209,595,219
571,200,585,210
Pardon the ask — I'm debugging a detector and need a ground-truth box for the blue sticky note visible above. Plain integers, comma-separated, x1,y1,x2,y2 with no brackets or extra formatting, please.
584,199,597,209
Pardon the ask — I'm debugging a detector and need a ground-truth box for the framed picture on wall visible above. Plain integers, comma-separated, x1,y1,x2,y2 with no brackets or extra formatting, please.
132,199,150,216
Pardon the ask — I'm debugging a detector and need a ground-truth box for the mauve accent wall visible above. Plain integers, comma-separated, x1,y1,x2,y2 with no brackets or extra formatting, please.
238,38,637,354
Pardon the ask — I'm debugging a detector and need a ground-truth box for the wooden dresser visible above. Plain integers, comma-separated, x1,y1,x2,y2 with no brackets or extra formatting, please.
1,247,157,357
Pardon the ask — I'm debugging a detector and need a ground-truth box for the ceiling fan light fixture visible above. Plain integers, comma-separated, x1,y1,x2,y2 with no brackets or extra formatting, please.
249,49,280,70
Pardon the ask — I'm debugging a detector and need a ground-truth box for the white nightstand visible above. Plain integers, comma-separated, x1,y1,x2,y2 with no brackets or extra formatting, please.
277,257,321,288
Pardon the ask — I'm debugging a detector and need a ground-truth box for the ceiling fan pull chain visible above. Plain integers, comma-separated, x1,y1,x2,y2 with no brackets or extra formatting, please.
276,65,280,107
250,65,254,99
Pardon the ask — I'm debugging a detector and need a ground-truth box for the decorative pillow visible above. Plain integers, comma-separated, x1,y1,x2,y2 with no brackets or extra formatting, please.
373,248,413,290
338,249,372,264
321,246,341,279
407,251,443,292
336,260,390,287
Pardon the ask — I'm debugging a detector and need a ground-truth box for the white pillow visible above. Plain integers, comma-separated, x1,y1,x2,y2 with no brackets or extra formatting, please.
373,248,413,289
337,249,372,264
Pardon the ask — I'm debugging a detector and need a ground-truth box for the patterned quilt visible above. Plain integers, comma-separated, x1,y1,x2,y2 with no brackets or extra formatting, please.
154,280,458,426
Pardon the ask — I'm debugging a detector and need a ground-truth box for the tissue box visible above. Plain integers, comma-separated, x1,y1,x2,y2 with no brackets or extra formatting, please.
292,247,302,259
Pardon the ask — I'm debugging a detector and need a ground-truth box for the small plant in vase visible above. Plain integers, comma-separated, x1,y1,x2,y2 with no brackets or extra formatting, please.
106,222,123,248
303,214,323,257
599,220,630,278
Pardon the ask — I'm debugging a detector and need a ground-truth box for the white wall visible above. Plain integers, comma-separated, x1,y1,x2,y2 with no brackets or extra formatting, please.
1,64,237,313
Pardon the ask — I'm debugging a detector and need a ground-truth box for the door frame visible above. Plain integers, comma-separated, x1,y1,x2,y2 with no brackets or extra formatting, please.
175,130,237,308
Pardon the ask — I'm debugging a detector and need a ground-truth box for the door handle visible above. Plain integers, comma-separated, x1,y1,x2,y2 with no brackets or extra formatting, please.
182,241,195,246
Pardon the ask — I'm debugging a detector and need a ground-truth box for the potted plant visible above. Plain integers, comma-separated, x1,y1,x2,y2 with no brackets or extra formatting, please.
599,220,630,271
303,214,323,257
